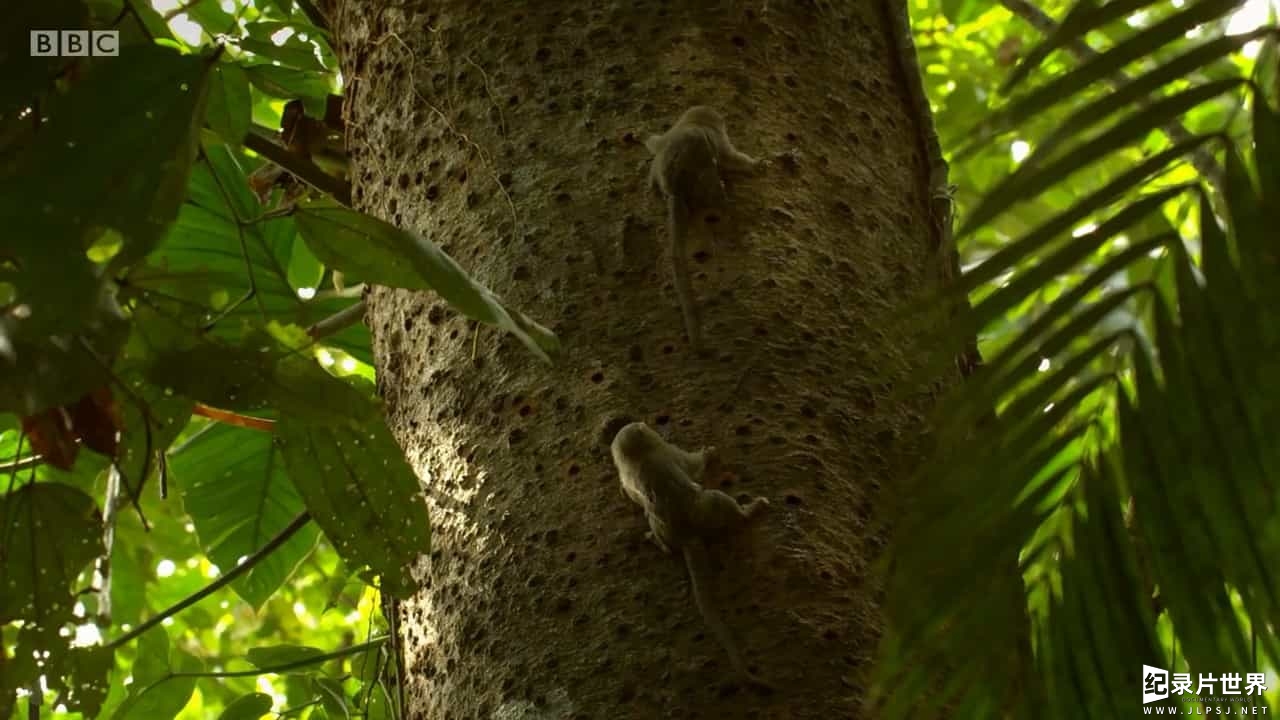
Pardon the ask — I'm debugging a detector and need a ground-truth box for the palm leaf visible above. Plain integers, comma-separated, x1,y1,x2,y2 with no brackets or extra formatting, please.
964,0,1247,158
880,1,1280,716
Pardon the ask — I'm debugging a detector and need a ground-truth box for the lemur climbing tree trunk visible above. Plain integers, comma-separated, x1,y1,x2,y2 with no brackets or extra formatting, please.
327,0,966,716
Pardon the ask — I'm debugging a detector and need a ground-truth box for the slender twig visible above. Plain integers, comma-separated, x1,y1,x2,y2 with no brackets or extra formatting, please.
76,338,152,530
201,147,268,327
162,0,206,21
244,127,352,207
96,466,121,625
107,512,312,649
307,300,366,340
132,637,387,698
0,454,42,474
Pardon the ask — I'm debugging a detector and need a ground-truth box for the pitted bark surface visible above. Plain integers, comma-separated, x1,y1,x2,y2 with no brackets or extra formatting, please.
329,1,956,716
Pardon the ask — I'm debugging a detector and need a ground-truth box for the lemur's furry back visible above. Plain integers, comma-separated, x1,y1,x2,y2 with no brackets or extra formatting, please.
644,107,763,350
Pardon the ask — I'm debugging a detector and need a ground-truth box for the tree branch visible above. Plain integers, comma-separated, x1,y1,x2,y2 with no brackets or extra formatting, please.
244,125,352,207
107,512,312,649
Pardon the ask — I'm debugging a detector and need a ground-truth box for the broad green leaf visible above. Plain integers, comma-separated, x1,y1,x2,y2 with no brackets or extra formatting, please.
0,482,104,623
218,692,274,720
276,416,431,598
169,424,320,609
144,322,377,426
108,539,147,628
88,0,174,46
0,283,131,415
185,0,237,35
1,45,215,269
62,645,114,717
295,199,559,361
247,644,328,669
112,647,201,720
131,621,174,686
246,64,333,102
144,337,282,413
0,0,88,116
236,32,327,72
940,0,982,25
7,620,75,717
110,362,195,506
130,145,371,356
244,20,334,44
314,676,350,719
207,62,252,146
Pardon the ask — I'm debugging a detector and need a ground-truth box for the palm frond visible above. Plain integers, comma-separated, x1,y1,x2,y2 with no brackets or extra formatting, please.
879,0,1280,715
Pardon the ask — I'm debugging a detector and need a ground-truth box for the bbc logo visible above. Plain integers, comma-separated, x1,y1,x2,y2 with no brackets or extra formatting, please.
30,31,120,57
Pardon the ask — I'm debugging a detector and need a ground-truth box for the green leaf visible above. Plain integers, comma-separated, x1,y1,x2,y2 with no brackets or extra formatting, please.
1252,91,1280,210
236,32,327,72
185,0,237,35
89,0,174,46
955,138,1209,294
992,0,1245,127
128,144,370,355
113,655,201,720
968,190,1186,330
313,676,350,719
245,64,333,102
1005,0,1183,91
142,318,378,427
63,645,114,717
144,335,283,413
0,483,104,623
132,627,172,686
207,62,252,145
0,0,89,116
960,79,1236,236
247,644,327,670
1,45,215,269
170,423,320,608
295,199,560,361
951,288,1145,431
108,539,147,628
981,237,1166,387
0,282,131,415
218,692,274,720
1221,143,1268,300
1033,31,1269,161
276,416,432,598
940,0,983,25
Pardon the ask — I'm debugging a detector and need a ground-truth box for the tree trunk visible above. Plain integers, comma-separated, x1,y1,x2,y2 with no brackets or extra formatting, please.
330,0,957,716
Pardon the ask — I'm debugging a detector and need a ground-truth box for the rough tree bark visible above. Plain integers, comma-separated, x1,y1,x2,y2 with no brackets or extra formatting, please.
328,0,960,716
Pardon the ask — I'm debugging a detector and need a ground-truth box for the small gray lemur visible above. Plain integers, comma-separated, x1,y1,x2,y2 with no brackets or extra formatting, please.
610,421,773,690
644,106,764,350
